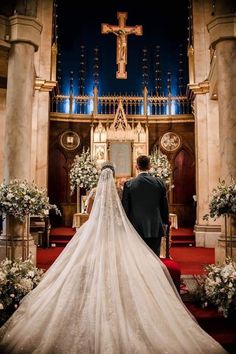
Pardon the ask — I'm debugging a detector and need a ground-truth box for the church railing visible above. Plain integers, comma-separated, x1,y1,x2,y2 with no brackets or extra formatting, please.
51,93,192,117
51,94,93,115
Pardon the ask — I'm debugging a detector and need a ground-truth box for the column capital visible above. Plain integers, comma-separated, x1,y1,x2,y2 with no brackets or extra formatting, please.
9,15,42,50
188,80,209,97
208,14,236,49
35,77,57,92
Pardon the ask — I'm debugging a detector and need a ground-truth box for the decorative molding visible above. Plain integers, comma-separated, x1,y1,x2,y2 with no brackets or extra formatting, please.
0,39,10,50
160,132,181,152
59,131,80,151
9,15,42,50
107,100,134,141
208,14,236,49
35,77,56,92
194,224,221,233
49,112,194,124
188,81,209,96
188,80,210,102
208,54,218,100
50,43,57,82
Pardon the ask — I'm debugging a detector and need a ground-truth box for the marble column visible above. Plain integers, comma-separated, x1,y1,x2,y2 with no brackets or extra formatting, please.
32,0,54,188
0,15,42,263
215,39,236,181
4,42,35,180
190,0,222,248
208,11,236,262
0,88,6,182
0,15,10,182
207,0,236,180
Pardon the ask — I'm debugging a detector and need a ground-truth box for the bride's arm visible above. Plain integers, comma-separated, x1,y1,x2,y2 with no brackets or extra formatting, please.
86,198,94,215
86,188,96,215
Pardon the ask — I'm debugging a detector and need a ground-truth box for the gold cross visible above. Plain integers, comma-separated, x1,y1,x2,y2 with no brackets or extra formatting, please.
101,12,143,79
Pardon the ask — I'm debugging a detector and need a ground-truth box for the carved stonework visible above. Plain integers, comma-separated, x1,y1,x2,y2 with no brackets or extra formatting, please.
107,100,134,141
160,132,181,152
60,131,80,151
91,101,148,175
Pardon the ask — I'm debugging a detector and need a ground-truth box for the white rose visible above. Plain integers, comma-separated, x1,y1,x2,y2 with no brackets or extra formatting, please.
27,270,35,278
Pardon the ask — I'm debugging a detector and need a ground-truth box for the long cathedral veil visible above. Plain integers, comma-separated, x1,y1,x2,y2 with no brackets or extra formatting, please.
0,168,227,353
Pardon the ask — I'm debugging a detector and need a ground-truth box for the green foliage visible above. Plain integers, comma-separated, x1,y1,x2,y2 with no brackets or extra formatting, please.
149,147,172,185
0,257,43,326
0,179,60,222
69,148,99,193
203,178,236,221
195,258,236,318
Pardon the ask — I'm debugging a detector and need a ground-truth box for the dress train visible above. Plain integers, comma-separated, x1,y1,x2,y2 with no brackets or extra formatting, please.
0,169,227,353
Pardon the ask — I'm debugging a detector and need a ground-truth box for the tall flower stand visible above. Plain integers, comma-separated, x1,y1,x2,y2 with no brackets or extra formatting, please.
0,215,36,264
77,185,81,213
215,214,236,264
72,186,89,229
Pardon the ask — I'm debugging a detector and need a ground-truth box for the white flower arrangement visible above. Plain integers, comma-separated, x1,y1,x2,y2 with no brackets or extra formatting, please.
196,258,236,317
0,179,60,222
203,178,236,221
149,147,172,185
69,148,99,193
0,257,44,326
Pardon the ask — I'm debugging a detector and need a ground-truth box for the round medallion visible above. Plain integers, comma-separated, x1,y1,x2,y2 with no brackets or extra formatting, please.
160,132,181,152
60,131,80,151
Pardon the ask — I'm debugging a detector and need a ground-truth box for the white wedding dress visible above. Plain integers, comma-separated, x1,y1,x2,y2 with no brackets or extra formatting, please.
0,169,227,354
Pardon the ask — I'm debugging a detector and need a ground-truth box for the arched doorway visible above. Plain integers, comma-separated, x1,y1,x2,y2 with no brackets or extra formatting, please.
171,148,196,227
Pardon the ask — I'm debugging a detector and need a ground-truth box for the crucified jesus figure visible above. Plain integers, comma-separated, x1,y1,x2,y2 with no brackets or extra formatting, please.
101,12,143,79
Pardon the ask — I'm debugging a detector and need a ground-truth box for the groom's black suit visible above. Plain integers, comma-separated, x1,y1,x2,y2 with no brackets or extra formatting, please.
122,172,169,256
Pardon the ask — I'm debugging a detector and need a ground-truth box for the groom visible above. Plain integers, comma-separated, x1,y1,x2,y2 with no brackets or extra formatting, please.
122,155,169,256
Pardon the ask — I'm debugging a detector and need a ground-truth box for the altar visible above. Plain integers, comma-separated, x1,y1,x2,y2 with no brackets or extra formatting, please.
91,100,148,177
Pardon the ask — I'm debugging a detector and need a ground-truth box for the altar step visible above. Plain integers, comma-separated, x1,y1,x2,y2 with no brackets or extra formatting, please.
50,227,75,247
49,227,195,248
171,228,195,247
185,303,236,353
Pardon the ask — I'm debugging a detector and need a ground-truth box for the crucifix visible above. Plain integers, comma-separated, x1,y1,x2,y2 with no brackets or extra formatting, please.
101,12,143,79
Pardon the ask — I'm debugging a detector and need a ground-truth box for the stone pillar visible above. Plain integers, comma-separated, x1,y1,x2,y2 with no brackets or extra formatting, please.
190,0,221,247
208,17,236,181
0,15,42,263
193,93,221,247
0,15,11,182
208,9,236,262
0,88,6,182
4,42,35,180
32,0,54,188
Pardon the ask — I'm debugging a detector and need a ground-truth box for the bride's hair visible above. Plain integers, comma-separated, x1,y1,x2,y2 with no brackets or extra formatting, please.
101,161,115,176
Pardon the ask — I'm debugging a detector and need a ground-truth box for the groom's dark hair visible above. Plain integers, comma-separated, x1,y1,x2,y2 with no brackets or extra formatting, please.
137,155,150,171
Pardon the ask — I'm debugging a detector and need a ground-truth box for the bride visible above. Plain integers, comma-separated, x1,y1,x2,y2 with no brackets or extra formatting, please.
0,163,227,354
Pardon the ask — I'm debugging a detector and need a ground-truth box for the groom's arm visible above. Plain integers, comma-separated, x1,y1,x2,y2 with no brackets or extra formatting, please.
122,181,130,217
158,179,169,225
